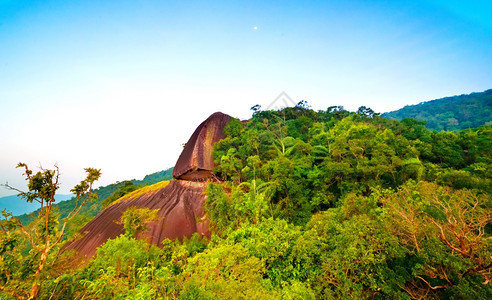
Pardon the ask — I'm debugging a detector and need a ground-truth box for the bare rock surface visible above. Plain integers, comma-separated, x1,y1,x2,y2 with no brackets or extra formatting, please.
63,181,209,259
172,112,231,181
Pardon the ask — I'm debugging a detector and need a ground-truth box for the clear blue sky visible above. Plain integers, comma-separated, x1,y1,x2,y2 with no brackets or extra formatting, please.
1,0,491,196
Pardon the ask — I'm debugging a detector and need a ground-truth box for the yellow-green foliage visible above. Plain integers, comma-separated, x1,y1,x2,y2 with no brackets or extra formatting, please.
109,180,170,207
120,207,160,237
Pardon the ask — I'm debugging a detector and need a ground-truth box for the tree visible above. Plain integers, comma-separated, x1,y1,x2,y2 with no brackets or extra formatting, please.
181,243,272,299
296,100,311,110
381,181,492,298
293,196,406,299
356,106,379,119
250,104,262,115
119,206,159,238
0,163,101,299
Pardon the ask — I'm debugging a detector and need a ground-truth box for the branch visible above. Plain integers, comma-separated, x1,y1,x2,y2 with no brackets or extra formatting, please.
65,190,82,221
1,182,43,204
1,182,25,195
465,263,492,284
0,282,30,300
417,276,447,290
53,221,68,247
65,191,91,224
55,181,96,247
400,281,430,300
440,265,453,286
17,162,33,181
16,218,40,251
430,218,469,257
49,163,59,204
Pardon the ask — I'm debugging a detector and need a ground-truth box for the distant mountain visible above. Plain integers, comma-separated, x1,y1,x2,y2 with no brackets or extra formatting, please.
16,167,173,224
0,194,73,216
382,89,492,131
138,168,173,185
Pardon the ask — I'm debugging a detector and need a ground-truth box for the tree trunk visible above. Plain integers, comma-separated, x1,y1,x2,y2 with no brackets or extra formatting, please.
30,247,49,299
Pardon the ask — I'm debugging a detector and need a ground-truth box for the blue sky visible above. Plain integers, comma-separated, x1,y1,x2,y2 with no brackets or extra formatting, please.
1,0,491,196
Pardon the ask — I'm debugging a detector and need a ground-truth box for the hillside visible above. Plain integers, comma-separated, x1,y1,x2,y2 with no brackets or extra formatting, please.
16,168,173,225
1,106,491,299
382,89,492,131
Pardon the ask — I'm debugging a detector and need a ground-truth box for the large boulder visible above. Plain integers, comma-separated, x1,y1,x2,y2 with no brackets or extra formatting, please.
62,112,232,259
63,180,209,259
172,112,231,181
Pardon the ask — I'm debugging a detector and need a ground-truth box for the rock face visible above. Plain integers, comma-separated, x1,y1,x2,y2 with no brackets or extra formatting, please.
172,112,231,181
63,181,208,259
62,112,232,259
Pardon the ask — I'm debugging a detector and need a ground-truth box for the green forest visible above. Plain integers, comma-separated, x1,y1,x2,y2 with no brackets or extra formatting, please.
382,89,492,131
1,103,491,299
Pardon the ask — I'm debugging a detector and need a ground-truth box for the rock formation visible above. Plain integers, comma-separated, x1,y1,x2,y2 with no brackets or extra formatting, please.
62,112,232,259
173,112,231,181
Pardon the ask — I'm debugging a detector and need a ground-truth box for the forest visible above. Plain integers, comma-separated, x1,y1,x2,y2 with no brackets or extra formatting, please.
382,89,492,131
1,103,491,299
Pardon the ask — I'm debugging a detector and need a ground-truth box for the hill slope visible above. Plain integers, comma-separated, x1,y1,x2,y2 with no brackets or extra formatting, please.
1,107,491,299
17,168,173,224
382,89,492,131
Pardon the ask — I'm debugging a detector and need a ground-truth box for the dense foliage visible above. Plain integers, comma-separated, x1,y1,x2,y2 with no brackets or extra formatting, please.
1,105,490,299
382,89,492,131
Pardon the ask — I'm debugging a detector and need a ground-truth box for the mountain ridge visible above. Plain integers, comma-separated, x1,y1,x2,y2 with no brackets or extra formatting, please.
382,89,492,131
0,194,73,216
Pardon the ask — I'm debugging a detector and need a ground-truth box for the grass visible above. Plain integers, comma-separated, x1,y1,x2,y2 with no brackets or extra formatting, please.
109,180,171,207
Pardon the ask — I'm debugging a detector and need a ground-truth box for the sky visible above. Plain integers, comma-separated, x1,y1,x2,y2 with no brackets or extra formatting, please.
1,0,491,197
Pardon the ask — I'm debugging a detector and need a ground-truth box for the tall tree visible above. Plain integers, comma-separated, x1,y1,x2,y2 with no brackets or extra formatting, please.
0,163,101,299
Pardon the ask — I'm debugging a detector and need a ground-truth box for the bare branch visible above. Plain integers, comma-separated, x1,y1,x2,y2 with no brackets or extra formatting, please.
430,218,468,257
417,276,447,290
16,218,40,251
1,182,26,195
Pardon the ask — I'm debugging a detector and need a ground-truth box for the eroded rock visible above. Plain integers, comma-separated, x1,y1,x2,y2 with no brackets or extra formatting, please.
172,112,231,181
63,180,209,259
62,112,232,259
